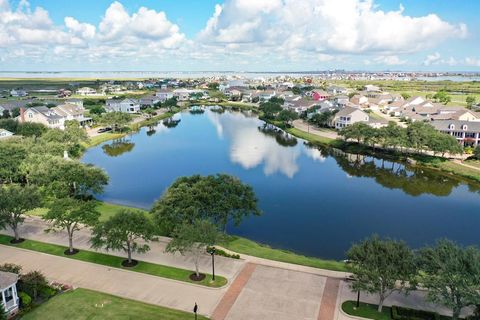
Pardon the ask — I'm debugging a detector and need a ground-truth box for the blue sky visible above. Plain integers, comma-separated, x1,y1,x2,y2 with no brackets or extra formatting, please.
1,0,479,71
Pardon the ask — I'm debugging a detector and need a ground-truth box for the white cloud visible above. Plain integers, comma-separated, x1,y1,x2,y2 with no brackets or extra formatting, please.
374,55,406,66
465,57,480,67
423,52,441,66
199,0,467,56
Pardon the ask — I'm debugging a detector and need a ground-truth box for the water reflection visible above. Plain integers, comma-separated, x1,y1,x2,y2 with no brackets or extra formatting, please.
102,138,135,157
163,118,181,128
208,111,301,178
323,147,480,197
258,124,298,147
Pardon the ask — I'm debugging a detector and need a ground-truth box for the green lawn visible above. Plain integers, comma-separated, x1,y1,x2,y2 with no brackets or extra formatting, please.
83,133,127,148
221,236,347,272
22,288,208,320
342,301,456,320
286,127,340,146
0,234,227,288
417,157,480,183
342,301,391,320
28,201,148,222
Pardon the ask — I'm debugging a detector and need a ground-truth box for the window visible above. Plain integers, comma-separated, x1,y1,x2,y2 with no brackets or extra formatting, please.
448,124,455,130
28,113,33,118
462,125,468,131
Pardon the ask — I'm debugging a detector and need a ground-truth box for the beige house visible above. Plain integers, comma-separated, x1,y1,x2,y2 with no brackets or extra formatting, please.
333,106,370,129
52,104,91,126
20,106,65,129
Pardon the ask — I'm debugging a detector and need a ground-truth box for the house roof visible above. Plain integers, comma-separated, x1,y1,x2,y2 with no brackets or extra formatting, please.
0,129,14,135
29,106,63,120
0,271,18,290
431,120,480,132
336,106,366,117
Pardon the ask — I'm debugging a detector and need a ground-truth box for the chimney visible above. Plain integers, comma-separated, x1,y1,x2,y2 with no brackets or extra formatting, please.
20,107,25,122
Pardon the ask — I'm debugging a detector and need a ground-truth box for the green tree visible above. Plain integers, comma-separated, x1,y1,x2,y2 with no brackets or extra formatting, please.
0,142,27,183
20,271,48,301
0,119,19,133
44,198,100,254
166,220,223,278
26,157,108,199
152,174,260,234
433,91,451,105
1,110,10,119
339,122,371,143
347,236,417,312
419,240,480,320
16,122,47,137
0,185,42,242
163,97,178,111
310,110,337,128
259,101,282,119
401,92,411,100
474,146,480,159
277,109,298,127
208,82,219,91
466,96,477,109
100,112,132,132
90,210,156,266
0,303,7,320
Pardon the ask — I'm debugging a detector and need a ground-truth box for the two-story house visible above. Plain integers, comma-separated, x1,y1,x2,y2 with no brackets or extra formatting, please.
20,106,65,129
105,99,140,113
333,106,370,129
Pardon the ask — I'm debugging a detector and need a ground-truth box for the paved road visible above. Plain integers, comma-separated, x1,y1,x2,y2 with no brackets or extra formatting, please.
0,245,226,317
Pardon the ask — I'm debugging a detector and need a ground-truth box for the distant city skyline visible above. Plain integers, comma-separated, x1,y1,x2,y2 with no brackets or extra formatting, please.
1,0,479,72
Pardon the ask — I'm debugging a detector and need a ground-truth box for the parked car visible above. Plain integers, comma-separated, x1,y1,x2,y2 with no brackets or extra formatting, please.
97,127,112,133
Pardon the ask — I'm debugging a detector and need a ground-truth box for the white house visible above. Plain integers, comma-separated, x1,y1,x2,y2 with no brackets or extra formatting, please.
105,99,140,113
333,106,370,129
0,271,19,318
76,87,97,96
0,129,14,139
155,90,174,102
10,89,27,97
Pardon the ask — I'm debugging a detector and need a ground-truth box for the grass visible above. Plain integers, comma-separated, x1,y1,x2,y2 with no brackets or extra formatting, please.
221,236,348,272
22,288,209,320
286,127,339,146
416,157,480,183
82,133,126,148
341,301,456,320
0,234,227,288
28,201,148,222
342,301,391,320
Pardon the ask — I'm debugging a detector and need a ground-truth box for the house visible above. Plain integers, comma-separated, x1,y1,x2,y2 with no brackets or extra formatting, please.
363,84,381,92
287,98,317,113
105,99,140,113
0,129,14,139
431,108,480,122
10,89,27,97
350,94,369,106
76,87,97,96
66,98,83,108
334,96,349,107
52,104,91,127
0,271,19,317
257,90,276,101
333,106,370,129
431,120,480,147
155,90,174,102
173,89,191,101
20,106,65,129
312,91,330,101
139,96,161,107
327,85,347,95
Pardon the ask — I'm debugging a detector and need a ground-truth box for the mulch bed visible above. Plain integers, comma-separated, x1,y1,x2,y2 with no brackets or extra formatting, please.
189,273,206,281
121,259,139,267
64,249,80,256
10,238,25,244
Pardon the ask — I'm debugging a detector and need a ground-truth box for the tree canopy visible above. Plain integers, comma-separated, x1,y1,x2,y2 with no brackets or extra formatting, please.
152,174,260,234
90,209,156,265
418,240,480,320
347,235,417,312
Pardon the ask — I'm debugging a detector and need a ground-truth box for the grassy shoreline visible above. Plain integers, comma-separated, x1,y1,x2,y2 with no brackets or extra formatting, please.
0,234,227,288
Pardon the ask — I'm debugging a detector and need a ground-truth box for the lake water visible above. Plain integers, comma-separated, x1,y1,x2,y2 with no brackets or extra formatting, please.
82,110,480,260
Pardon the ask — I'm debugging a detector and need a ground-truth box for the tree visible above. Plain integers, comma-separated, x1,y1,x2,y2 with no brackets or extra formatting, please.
1,110,10,119
259,101,282,119
44,198,100,254
163,97,178,111
418,240,480,320
16,122,47,137
474,146,480,159
339,122,372,144
90,210,156,266
433,91,451,105
401,92,411,100
310,110,337,128
0,185,42,242
347,236,417,313
0,142,27,183
466,96,477,109
152,174,260,234
208,82,219,91
26,157,108,199
0,304,7,320
166,220,222,278
277,109,298,127
20,271,48,301
100,112,132,132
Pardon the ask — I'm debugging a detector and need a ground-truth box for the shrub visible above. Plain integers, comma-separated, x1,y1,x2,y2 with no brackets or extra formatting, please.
464,146,474,155
18,291,32,308
19,271,48,300
206,246,240,259
39,286,57,298
391,306,440,320
0,263,22,274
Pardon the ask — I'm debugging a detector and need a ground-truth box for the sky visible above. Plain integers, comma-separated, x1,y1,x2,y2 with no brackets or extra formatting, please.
0,0,479,72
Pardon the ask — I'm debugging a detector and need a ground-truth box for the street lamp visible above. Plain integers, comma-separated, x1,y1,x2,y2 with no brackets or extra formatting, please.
210,247,216,281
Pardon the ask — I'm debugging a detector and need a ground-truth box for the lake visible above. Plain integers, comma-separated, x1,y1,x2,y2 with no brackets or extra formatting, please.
82,109,480,260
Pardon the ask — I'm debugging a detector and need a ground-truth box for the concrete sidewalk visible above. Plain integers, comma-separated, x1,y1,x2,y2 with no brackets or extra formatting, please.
0,245,225,317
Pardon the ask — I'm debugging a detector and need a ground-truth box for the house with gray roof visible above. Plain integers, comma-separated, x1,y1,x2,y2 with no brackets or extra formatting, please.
20,106,65,129
431,120,480,147
0,129,14,139
0,271,19,317
105,98,140,113
333,106,370,129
